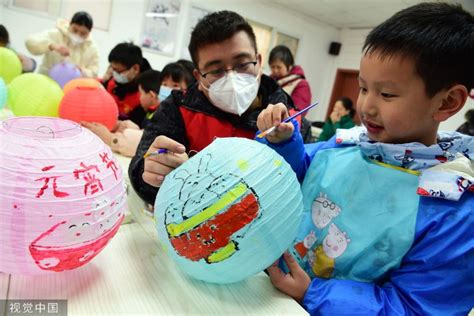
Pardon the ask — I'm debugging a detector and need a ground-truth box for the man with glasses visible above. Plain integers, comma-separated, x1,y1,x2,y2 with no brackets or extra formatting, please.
129,10,294,206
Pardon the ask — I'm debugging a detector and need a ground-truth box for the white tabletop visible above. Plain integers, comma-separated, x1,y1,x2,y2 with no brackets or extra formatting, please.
0,154,308,315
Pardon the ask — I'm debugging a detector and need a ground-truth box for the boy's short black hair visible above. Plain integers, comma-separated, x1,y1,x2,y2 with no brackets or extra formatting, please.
177,59,196,86
338,96,355,117
0,25,9,46
137,70,162,94
363,2,474,97
188,10,257,67
71,11,93,31
108,42,143,69
161,62,188,87
268,45,294,69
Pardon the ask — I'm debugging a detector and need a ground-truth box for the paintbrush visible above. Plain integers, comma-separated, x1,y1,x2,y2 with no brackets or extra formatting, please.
256,102,319,139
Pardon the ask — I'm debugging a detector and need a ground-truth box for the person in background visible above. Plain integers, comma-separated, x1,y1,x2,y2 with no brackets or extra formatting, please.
269,45,312,112
83,70,161,157
25,11,99,77
257,3,473,315
127,62,188,126
456,109,474,136
159,62,188,96
128,10,295,206
177,59,197,87
83,66,189,158
103,42,152,126
0,25,36,72
317,96,355,141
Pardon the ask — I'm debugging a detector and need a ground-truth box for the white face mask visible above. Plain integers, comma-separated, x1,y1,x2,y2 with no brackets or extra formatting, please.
69,32,85,46
113,70,129,84
203,71,260,116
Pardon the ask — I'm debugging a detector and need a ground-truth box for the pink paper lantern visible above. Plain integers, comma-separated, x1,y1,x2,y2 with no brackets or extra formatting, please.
59,86,118,131
0,117,126,275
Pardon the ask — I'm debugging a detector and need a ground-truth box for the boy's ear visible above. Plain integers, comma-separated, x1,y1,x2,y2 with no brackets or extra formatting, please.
433,84,468,122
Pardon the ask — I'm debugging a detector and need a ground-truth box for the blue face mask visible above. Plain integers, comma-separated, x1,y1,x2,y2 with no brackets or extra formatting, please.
158,86,173,102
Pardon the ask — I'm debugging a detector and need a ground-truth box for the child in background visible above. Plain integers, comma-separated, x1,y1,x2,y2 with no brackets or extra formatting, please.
0,25,36,72
257,3,473,315
158,62,188,98
127,62,188,125
25,11,99,77
103,42,152,126
176,59,197,87
317,96,355,141
83,65,188,158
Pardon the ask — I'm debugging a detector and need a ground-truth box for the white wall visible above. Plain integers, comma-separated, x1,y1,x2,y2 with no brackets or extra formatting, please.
326,28,474,132
1,0,339,114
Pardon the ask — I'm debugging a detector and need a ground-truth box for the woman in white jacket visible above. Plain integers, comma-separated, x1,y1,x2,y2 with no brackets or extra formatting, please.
25,11,99,78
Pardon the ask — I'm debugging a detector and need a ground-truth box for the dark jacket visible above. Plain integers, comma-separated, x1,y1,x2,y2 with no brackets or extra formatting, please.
128,74,294,205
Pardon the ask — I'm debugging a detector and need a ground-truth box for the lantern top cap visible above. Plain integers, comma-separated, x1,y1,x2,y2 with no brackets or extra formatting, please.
1,117,82,139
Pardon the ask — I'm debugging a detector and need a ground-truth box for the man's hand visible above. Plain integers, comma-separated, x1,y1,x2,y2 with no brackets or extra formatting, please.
142,136,188,187
257,103,294,143
267,251,311,303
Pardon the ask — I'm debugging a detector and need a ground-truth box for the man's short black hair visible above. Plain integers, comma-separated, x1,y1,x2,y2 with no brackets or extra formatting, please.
108,42,143,69
137,70,162,94
188,10,257,67
0,25,9,46
363,2,474,97
71,11,93,31
161,62,188,87
269,45,294,69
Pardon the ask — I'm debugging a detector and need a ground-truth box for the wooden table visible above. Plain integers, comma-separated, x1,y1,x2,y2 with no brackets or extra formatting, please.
0,154,308,315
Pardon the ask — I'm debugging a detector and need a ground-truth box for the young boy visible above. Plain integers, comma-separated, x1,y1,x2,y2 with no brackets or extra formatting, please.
103,42,152,126
257,3,473,315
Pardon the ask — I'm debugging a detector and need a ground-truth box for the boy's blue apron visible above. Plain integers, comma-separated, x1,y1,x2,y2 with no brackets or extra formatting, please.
290,146,420,282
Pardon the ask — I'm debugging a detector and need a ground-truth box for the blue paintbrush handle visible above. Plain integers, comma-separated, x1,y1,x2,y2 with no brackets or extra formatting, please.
283,102,319,122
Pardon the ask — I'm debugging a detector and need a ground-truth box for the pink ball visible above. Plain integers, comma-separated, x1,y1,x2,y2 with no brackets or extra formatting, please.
0,117,126,275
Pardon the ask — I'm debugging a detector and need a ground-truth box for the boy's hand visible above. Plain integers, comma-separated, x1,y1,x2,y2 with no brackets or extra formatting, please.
143,136,188,187
257,103,294,144
81,121,112,146
267,251,311,303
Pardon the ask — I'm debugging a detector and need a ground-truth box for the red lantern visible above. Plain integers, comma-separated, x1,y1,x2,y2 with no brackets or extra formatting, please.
59,87,118,131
